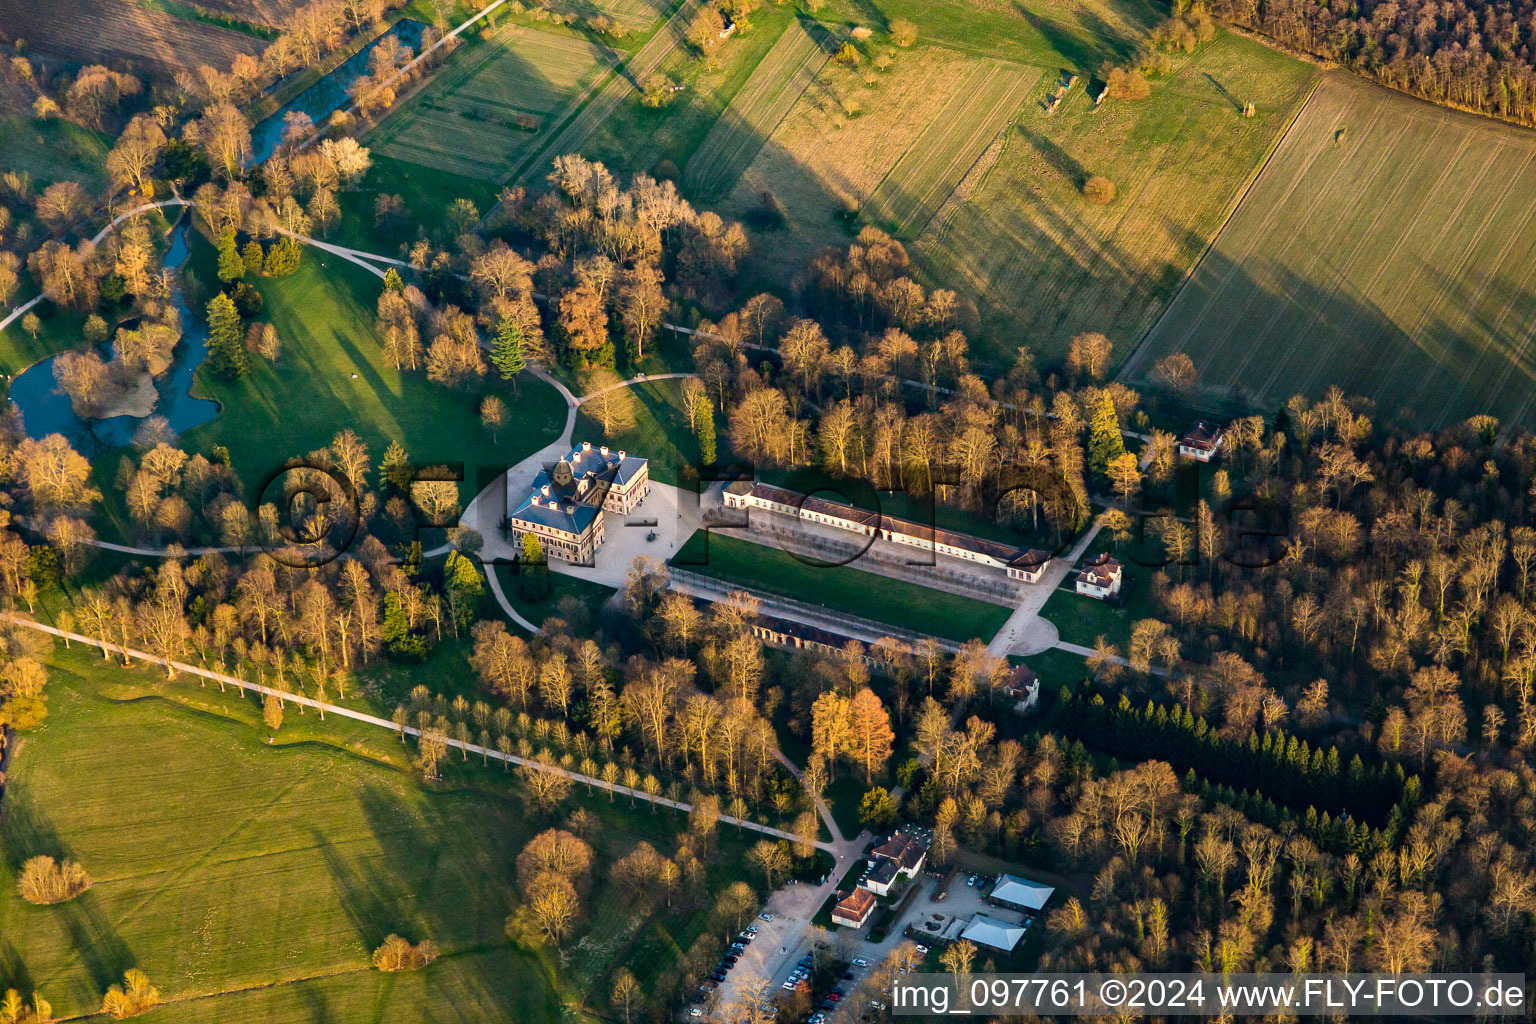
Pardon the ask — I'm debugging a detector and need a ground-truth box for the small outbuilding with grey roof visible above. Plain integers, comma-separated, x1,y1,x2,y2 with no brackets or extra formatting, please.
961,913,1028,952
988,874,1055,914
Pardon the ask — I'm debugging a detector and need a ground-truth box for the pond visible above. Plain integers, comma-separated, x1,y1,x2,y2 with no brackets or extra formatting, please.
250,19,429,164
9,223,221,451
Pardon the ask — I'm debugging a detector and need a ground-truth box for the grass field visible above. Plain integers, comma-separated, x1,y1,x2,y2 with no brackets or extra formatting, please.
1124,70,1536,430
682,18,835,200
508,0,705,186
573,377,702,486
914,31,1317,369
672,531,1011,642
826,0,1158,71
864,58,1037,237
0,115,111,193
542,0,669,32
332,153,504,255
181,240,566,506
575,3,797,182
370,25,612,182
0,645,750,1021
725,44,1035,277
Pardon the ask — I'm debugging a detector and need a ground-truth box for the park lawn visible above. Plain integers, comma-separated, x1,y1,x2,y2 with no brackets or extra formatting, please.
1023,646,1096,692
1040,571,1156,648
492,562,618,632
0,114,111,192
672,531,1011,643
914,30,1318,371
574,377,702,485
333,154,503,255
179,241,567,507
1124,70,1536,431
821,772,872,839
0,642,756,1021
0,303,87,383
0,651,558,1022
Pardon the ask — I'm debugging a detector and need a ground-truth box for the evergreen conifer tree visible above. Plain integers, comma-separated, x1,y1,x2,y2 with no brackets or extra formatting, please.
1087,393,1126,477
490,316,526,388
206,292,249,377
216,230,245,283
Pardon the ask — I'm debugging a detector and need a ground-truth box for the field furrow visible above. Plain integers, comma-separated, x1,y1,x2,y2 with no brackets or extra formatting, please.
369,25,610,182
866,60,1037,237
1129,70,1536,430
682,19,836,199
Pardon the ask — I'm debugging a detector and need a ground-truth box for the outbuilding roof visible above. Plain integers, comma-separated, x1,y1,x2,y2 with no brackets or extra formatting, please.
989,874,1055,912
960,913,1027,952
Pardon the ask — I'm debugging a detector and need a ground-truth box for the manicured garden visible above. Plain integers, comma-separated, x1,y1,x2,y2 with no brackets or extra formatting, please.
672,531,1011,643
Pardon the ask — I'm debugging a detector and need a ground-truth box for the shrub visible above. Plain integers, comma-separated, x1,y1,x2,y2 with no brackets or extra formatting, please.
231,282,264,318
1082,175,1116,204
101,970,159,1019
17,855,91,904
263,238,302,276
890,18,917,46
372,934,440,971
1104,66,1151,100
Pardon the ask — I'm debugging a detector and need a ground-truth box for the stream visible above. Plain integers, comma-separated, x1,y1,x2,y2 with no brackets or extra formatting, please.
9,223,220,450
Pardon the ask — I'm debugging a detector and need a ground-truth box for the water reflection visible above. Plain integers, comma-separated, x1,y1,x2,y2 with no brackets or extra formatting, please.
10,223,220,453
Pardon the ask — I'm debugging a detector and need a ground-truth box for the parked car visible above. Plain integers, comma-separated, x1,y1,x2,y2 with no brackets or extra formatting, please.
829,993,843,1002
916,944,929,954
689,1009,704,1018
967,875,978,886
759,913,774,921
852,958,869,967
746,926,758,935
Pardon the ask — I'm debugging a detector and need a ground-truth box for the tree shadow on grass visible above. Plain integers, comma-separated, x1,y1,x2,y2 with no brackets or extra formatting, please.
312,822,422,953
3,793,137,993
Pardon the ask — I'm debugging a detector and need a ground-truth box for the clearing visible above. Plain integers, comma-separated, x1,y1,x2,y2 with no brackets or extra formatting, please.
682,18,836,200
574,377,705,486
915,31,1317,369
1124,70,1536,430
369,25,611,183
672,530,1013,643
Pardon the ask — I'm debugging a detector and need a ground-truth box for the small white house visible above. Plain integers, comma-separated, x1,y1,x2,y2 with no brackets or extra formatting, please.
1006,549,1053,583
1076,555,1123,599
1004,664,1039,713
1177,421,1225,462
832,887,876,929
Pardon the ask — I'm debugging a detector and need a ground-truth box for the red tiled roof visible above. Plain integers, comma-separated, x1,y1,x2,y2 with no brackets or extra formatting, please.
835,888,876,918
